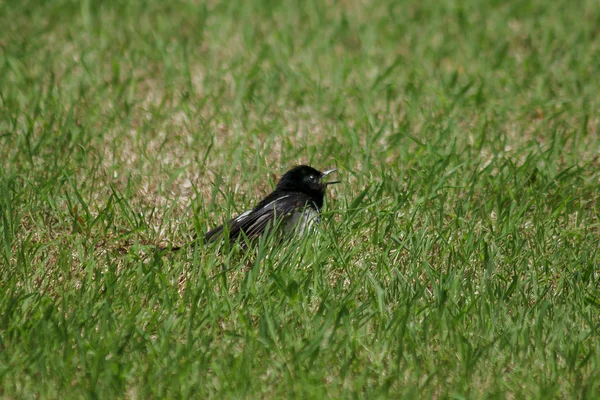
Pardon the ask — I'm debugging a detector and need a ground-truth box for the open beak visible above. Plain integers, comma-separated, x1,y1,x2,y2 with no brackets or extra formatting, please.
321,169,341,185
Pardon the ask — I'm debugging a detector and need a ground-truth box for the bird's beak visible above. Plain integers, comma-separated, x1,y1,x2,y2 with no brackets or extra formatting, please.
321,169,341,185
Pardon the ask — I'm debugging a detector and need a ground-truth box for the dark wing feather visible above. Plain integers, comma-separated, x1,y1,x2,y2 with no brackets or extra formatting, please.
204,193,313,243
203,225,225,243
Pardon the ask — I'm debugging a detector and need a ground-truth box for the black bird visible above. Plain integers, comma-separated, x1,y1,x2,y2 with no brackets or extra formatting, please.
204,165,340,244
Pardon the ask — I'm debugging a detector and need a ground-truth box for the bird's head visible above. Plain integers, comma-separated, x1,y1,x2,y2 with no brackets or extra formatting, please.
276,165,340,201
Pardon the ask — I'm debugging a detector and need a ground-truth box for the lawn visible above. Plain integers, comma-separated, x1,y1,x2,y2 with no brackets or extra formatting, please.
1,0,599,398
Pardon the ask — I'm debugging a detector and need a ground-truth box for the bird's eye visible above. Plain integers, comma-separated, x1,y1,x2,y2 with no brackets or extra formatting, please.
308,175,317,183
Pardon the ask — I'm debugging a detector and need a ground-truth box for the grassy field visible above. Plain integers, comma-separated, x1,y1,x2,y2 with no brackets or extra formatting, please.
1,0,599,398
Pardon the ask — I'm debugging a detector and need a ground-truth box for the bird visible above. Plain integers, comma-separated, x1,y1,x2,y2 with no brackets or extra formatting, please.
203,165,340,244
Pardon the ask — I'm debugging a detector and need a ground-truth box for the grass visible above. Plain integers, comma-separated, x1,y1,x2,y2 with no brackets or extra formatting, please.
1,0,599,398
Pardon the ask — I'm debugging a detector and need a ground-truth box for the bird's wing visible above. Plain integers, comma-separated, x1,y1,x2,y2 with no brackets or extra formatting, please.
204,193,313,243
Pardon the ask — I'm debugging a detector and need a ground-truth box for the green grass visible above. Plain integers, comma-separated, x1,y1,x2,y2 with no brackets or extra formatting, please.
1,0,600,398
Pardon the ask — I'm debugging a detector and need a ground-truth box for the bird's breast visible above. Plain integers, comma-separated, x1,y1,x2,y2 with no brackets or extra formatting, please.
284,207,320,235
